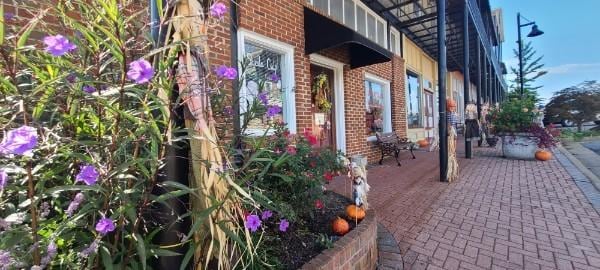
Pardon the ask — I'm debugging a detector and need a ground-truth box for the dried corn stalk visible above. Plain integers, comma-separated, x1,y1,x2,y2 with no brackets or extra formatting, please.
447,127,459,182
171,1,256,269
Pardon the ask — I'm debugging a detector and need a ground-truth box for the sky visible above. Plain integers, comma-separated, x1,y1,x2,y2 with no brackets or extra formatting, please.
490,0,600,104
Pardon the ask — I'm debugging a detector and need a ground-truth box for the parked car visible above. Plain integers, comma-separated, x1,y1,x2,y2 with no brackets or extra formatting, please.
543,114,574,127
595,113,600,125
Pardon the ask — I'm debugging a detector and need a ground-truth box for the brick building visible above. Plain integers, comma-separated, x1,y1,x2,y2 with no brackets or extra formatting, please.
207,0,506,163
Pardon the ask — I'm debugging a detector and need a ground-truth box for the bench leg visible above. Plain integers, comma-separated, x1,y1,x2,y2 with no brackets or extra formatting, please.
410,146,416,159
379,150,384,165
394,149,401,166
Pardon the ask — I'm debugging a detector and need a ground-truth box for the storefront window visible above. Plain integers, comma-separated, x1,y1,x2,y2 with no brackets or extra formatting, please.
406,72,422,128
365,75,391,138
238,30,296,135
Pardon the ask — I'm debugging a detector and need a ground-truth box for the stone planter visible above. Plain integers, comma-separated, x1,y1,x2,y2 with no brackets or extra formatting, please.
500,133,538,160
301,210,377,270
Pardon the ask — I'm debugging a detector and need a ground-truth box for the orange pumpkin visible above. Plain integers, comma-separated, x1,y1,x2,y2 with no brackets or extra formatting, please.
535,150,552,161
332,217,350,236
417,139,429,148
346,205,366,221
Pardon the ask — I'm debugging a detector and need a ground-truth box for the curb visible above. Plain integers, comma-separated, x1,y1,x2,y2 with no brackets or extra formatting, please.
556,145,600,192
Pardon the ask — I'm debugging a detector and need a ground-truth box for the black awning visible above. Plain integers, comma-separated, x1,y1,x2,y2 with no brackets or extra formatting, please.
304,7,392,69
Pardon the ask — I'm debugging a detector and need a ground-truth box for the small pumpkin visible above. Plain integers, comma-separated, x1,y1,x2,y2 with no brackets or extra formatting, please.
332,217,350,236
346,205,366,221
535,150,552,161
417,139,429,148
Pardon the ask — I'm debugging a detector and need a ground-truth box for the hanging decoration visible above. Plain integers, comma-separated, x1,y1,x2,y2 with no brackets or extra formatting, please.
312,73,332,112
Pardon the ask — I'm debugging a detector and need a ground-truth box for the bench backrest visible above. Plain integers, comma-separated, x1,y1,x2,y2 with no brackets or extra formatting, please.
375,132,398,144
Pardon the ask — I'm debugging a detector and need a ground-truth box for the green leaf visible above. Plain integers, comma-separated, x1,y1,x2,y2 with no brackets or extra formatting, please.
100,246,114,270
150,248,181,257
185,203,220,239
45,185,106,195
17,14,41,48
179,246,195,270
134,233,147,270
0,4,4,46
269,173,294,183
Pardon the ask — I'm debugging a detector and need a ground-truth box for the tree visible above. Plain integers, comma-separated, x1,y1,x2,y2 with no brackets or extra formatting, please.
509,41,546,103
545,81,600,131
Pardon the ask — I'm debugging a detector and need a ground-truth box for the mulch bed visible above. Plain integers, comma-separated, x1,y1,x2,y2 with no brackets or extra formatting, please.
270,191,360,269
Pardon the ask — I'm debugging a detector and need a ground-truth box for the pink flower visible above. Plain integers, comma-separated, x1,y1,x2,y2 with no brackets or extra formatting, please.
286,145,297,155
261,210,273,220
324,171,334,182
43,35,77,56
314,199,323,209
0,125,38,157
76,165,99,186
215,65,237,80
209,2,227,19
127,59,155,84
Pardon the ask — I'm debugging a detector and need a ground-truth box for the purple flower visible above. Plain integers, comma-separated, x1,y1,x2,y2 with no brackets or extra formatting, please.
268,72,280,82
76,164,99,186
79,239,99,258
41,241,57,266
261,210,272,220
95,218,116,235
258,92,269,106
127,59,155,84
4,12,14,21
66,192,85,217
0,250,11,266
244,214,261,232
0,125,38,156
40,202,50,218
0,170,7,190
214,65,237,80
279,219,289,232
82,85,96,94
223,106,233,116
43,35,77,56
209,2,227,19
0,218,8,231
66,73,77,83
266,105,282,118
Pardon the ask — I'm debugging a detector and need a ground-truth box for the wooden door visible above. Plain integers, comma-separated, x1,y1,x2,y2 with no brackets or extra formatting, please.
310,64,336,150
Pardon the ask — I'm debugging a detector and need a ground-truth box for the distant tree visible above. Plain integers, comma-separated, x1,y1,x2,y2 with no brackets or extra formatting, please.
509,41,547,103
545,81,600,131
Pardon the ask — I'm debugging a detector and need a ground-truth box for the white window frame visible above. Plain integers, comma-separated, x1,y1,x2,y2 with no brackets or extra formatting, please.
390,28,401,55
364,73,392,142
237,29,297,135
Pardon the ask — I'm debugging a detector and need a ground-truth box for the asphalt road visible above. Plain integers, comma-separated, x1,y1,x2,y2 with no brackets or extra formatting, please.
583,141,600,156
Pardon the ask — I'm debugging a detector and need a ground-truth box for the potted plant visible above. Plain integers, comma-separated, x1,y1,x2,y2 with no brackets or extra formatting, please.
489,99,559,159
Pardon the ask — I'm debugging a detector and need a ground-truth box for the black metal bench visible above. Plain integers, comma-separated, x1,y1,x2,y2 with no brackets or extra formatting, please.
375,132,416,166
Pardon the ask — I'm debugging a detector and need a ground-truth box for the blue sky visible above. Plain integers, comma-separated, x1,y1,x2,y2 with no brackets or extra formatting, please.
490,0,600,104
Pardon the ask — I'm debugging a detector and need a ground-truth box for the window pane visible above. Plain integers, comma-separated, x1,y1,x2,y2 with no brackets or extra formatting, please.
406,73,421,128
314,0,328,13
244,41,284,129
390,32,397,54
356,6,366,36
377,20,385,47
343,0,355,29
367,14,376,41
330,0,343,22
365,80,385,136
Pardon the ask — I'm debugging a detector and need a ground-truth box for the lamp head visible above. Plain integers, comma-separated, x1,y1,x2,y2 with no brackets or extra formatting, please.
527,24,544,37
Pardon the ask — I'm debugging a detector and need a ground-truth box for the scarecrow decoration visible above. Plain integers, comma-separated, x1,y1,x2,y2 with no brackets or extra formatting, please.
446,99,459,182
340,156,370,209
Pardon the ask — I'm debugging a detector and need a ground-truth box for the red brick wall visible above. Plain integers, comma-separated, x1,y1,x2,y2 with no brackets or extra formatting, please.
208,0,407,164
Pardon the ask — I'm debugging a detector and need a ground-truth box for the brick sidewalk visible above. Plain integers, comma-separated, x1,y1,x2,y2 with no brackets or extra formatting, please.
329,146,600,270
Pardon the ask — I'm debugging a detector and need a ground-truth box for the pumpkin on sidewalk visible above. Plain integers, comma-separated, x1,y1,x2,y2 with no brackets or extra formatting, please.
332,217,350,236
535,150,552,161
417,139,429,148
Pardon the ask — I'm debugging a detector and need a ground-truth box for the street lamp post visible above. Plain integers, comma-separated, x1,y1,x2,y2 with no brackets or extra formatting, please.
517,13,544,98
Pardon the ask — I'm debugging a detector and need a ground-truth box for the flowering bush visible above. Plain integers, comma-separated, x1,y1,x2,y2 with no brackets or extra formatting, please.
489,99,559,148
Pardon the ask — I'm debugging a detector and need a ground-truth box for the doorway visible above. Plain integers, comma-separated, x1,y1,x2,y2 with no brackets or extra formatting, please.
424,91,435,139
310,64,336,149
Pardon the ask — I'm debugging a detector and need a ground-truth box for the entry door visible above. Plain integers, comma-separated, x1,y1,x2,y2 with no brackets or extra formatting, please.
310,64,336,149
424,91,434,139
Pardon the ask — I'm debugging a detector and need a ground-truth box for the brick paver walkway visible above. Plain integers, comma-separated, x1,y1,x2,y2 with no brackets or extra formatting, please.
329,145,600,270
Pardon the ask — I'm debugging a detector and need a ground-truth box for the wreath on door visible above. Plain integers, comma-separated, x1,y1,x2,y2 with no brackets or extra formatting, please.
312,73,332,112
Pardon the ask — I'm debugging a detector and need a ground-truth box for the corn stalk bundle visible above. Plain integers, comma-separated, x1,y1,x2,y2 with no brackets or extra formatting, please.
170,1,256,269
447,126,459,182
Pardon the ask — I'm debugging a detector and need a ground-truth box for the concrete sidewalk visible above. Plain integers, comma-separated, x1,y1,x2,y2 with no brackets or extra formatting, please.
329,145,600,270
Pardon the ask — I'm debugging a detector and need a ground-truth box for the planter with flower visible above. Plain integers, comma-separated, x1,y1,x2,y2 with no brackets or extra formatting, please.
488,99,559,159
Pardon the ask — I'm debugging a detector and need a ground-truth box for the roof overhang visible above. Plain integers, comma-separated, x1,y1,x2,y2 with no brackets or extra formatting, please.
304,7,393,69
